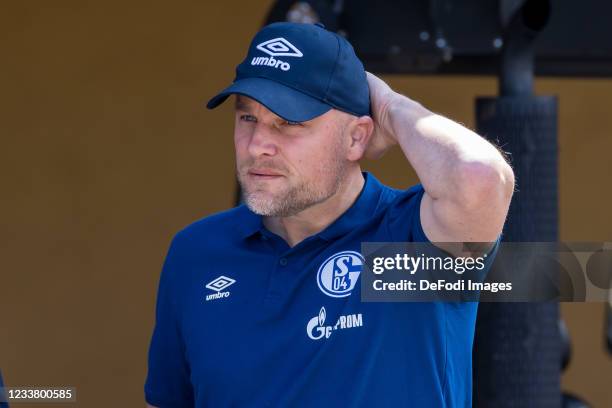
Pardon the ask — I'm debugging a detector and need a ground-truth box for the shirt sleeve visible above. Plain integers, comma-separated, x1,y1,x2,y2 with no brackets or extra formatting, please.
385,183,429,242
385,183,501,272
145,235,194,408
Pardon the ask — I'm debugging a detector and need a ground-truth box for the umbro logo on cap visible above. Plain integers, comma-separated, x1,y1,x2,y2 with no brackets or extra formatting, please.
251,37,303,71
256,37,303,57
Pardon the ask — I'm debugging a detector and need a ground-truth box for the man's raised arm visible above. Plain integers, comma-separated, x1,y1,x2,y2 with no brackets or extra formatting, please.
365,72,515,252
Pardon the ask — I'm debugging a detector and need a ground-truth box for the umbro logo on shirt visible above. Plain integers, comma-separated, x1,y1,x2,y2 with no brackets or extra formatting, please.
205,275,235,301
251,37,303,71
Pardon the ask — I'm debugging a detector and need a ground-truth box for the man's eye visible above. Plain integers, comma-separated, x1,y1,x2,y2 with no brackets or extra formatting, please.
240,115,256,122
283,120,303,127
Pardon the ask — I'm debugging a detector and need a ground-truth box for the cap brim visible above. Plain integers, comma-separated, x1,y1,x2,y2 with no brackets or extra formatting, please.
206,77,332,122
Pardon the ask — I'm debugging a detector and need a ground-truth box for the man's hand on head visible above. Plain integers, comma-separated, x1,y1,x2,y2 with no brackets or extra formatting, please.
364,72,400,160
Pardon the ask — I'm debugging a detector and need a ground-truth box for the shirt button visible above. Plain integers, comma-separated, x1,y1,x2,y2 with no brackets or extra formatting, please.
279,257,288,266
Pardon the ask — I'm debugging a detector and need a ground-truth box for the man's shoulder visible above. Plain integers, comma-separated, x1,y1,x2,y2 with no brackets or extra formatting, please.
377,179,425,210
371,177,427,242
171,205,255,247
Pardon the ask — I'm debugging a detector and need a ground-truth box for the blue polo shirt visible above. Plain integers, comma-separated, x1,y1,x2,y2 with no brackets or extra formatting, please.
145,172,500,407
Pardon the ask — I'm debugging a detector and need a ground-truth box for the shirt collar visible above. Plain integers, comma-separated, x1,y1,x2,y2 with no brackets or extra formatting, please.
236,204,265,240
317,171,383,241
236,171,384,241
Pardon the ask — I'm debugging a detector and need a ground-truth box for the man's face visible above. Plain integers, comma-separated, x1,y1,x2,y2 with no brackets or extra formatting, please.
234,95,352,217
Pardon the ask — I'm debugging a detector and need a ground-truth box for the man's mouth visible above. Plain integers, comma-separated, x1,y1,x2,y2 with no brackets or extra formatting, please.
247,169,284,179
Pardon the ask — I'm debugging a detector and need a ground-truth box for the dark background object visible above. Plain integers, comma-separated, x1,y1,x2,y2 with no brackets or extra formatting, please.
607,298,612,354
267,0,612,77
475,93,561,407
562,393,592,408
473,15,573,408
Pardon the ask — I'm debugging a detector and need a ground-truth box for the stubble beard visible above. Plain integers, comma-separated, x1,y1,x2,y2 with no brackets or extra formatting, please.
238,140,348,217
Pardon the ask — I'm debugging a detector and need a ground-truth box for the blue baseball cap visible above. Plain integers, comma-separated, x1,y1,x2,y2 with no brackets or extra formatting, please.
206,22,370,122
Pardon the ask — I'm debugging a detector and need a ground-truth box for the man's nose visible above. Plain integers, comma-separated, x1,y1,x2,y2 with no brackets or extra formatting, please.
247,124,278,157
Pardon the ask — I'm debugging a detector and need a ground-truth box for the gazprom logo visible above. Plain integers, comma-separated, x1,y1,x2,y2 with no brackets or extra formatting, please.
316,251,364,298
251,37,303,71
306,306,364,340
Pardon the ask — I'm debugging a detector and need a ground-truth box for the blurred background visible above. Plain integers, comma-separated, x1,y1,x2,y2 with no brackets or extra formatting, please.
1,0,611,407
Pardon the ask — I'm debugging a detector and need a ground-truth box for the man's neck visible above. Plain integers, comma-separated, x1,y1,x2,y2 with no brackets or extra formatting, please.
263,169,365,247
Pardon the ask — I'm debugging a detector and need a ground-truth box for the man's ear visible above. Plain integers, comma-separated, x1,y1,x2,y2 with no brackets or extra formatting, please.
346,115,374,161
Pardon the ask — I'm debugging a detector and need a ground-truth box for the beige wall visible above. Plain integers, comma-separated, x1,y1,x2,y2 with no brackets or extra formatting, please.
0,1,610,407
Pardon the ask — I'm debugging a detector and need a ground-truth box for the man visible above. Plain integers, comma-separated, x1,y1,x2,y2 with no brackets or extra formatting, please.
0,370,7,408
145,22,514,407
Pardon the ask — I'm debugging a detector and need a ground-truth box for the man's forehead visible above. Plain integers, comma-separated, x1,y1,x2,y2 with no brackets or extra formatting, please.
234,95,261,110
234,95,289,123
